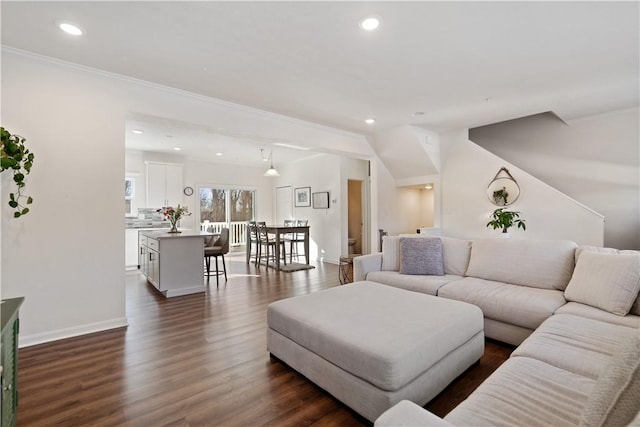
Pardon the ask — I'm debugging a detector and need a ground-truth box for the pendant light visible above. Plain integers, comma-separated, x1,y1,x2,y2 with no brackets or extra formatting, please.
261,149,280,177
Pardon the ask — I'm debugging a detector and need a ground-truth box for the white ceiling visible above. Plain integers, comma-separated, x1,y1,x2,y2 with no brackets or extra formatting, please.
1,1,638,164
125,113,319,166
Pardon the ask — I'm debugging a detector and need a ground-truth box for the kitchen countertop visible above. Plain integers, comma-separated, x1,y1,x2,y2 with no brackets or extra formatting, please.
139,230,215,239
125,221,171,229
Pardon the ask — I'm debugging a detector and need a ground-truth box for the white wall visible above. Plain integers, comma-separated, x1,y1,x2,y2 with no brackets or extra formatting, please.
419,188,435,227
469,108,640,249
440,129,605,245
273,154,342,263
264,153,369,263
374,158,438,238
2,55,127,346
1,49,370,346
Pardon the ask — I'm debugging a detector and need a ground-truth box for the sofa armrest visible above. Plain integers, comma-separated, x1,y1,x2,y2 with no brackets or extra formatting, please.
375,400,453,426
354,253,383,282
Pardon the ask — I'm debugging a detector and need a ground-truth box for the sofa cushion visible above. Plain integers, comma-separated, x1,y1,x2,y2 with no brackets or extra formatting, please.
366,271,462,296
579,335,640,427
441,236,472,276
577,246,640,316
381,236,400,271
437,277,566,330
375,400,453,427
512,314,638,380
399,237,444,275
555,302,640,329
565,251,640,316
444,356,595,427
465,238,577,290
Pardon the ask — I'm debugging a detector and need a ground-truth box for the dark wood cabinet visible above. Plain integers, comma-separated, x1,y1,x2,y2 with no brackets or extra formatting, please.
1,297,24,427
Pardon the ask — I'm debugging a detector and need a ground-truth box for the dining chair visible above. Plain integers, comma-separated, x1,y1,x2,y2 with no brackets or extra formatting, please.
204,227,229,287
247,221,260,265
289,219,308,263
282,219,295,255
257,222,286,267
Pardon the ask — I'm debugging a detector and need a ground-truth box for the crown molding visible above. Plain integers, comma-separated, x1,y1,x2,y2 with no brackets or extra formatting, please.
1,45,367,142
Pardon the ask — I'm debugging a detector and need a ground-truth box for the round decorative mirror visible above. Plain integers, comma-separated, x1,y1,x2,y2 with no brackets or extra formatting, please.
487,168,520,206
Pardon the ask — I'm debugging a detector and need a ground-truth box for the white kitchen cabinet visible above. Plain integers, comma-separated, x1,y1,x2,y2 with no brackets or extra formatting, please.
127,228,169,271
164,164,183,207
139,234,148,275
146,162,183,208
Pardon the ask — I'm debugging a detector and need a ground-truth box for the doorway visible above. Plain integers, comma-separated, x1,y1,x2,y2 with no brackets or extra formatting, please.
347,180,363,255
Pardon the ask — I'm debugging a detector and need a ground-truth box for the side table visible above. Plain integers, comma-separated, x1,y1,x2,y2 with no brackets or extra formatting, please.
339,255,355,285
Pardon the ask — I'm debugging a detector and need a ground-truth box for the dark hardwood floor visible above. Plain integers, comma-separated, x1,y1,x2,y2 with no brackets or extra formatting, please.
18,251,513,426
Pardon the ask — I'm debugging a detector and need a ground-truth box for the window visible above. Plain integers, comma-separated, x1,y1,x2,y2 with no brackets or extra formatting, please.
125,177,135,216
199,188,226,222
199,187,255,223
230,189,255,222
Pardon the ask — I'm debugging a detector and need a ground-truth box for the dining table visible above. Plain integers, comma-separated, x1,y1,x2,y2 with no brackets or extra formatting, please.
246,224,311,271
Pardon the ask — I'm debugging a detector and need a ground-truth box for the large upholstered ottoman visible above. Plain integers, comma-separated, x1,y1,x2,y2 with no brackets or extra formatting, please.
266,281,485,421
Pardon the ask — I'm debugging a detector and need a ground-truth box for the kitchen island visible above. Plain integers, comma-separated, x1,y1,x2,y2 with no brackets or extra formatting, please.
138,230,214,298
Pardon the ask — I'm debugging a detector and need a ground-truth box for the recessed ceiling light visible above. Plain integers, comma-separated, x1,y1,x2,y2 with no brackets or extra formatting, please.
173,147,181,151
424,184,433,190
216,152,223,156
365,118,376,124
359,16,381,31
59,23,82,36
131,129,144,134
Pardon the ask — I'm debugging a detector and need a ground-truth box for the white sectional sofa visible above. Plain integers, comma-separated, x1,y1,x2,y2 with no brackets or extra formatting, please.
354,235,640,426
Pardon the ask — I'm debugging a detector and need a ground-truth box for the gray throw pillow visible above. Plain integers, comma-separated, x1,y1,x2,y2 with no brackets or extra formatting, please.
399,237,444,276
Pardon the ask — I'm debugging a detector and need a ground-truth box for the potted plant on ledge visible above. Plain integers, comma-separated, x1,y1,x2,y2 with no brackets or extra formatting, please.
487,208,526,236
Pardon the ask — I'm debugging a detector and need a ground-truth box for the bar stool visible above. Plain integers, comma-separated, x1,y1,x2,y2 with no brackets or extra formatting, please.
204,228,229,287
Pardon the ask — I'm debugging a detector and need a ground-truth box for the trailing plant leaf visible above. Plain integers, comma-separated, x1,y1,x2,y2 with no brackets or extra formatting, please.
1,127,34,217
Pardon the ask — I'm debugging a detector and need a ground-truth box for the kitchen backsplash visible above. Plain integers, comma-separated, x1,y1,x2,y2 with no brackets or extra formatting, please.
125,208,170,229
137,208,165,220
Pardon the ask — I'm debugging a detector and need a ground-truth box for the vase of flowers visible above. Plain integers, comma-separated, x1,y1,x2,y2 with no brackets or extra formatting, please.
158,204,191,233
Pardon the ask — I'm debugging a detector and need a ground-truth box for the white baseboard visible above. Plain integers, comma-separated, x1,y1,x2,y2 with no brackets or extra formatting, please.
19,317,129,348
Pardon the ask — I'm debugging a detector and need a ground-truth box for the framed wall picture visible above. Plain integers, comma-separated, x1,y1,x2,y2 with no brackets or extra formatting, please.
312,191,329,209
294,187,311,207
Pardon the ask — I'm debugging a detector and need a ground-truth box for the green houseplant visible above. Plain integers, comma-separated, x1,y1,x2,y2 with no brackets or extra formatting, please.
1,127,34,217
487,208,526,234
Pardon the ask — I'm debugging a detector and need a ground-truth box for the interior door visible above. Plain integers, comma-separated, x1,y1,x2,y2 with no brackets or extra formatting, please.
275,186,292,224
